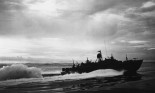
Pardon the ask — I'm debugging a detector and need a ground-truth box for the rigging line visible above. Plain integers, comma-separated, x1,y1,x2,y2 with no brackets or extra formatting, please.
104,38,108,57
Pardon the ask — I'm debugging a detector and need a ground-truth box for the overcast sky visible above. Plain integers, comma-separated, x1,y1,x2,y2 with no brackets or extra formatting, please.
0,0,155,62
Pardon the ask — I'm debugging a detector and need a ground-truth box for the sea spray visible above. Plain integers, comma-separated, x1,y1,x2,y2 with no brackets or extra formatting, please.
0,64,42,81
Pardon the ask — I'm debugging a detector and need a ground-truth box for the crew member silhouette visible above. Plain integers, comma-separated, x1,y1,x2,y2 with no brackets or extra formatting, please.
97,50,103,62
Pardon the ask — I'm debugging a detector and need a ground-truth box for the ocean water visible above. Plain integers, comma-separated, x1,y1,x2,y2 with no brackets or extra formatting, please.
0,62,155,93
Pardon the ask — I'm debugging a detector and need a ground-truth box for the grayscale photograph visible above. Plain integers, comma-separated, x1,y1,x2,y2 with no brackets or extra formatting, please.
0,0,155,93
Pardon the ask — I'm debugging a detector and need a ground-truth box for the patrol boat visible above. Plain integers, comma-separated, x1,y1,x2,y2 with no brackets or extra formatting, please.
61,51,143,75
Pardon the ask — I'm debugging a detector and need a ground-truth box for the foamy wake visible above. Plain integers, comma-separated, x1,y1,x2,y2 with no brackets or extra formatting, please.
42,69,124,83
51,69,124,80
0,64,42,81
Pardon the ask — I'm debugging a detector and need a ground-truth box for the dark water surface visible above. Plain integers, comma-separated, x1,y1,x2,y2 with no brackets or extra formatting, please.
0,62,155,93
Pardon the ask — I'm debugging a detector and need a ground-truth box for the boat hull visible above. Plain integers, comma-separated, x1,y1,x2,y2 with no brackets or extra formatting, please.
123,60,143,75
61,59,143,75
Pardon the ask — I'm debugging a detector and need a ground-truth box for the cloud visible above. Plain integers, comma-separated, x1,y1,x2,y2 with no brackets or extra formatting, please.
0,0,26,12
0,0,155,61
139,5,155,12
142,1,155,7
0,0,150,38
148,48,155,50
128,40,149,44
129,1,155,13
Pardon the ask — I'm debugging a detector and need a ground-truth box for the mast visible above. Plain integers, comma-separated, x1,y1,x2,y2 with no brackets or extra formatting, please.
126,54,128,61
72,59,75,68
